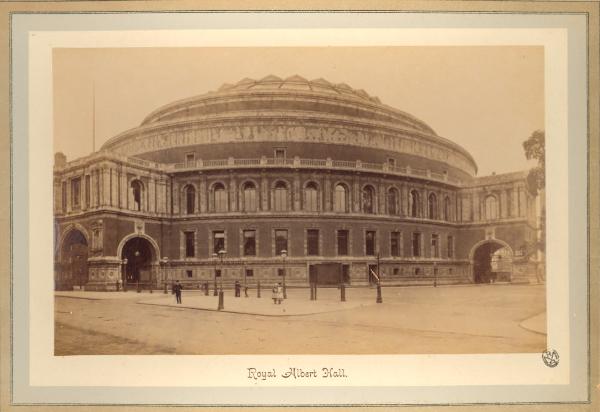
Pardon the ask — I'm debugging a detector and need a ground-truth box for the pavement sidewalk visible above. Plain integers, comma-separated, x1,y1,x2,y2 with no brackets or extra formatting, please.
137,292,369,316
519,312,547,335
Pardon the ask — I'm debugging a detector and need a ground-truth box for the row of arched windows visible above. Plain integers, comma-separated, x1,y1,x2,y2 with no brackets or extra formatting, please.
179,180,456,221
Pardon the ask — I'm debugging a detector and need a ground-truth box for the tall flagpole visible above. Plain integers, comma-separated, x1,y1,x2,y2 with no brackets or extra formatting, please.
92,81,96,153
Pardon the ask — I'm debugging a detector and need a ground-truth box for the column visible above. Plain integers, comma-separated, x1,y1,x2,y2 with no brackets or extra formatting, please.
110,168,118,207
199,174,207,213
119,169,128,209
172,180,180,215
518,185,527,217
261,173,269,211
420,188,427,218
324,173,331,212
512,185,519,217
230,174,238,212
352,176,360,213
500,190,507,218
401,183,408,216
102,167,111,207
462,193,472,221
293,173,301,211
65,178,72,213
148,176,155,213
53,179,61,213
378,180,386,215
89,170,96,208
155,177,165,214
472,191,480,221
166,178,172,215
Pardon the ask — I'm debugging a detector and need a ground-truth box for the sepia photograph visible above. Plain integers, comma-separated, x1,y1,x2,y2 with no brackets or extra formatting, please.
52,46,547,356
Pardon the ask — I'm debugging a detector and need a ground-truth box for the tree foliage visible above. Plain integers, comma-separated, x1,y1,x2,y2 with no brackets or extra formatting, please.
522,130,545,254
522,130,545,194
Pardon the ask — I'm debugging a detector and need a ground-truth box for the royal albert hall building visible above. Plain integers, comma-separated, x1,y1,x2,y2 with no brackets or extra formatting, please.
53,75,540,291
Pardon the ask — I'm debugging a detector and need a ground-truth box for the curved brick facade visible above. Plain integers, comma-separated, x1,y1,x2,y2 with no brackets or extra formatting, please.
53,76,540,291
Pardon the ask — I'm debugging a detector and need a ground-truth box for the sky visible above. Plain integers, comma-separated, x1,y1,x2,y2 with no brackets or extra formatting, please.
53,46,544,176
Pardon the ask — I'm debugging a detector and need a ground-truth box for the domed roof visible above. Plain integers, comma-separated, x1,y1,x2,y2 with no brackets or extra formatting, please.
140,75,398,127
208,74,382,104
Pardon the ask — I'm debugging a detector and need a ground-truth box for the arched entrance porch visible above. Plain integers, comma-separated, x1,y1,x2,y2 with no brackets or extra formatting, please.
59,228,89,289
470,240,513,284
119,235,159,288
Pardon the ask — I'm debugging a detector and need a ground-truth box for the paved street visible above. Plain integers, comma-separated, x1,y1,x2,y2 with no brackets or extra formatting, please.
55,284,546,355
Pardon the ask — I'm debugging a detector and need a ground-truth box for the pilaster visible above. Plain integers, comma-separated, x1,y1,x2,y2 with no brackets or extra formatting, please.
199,174,207,213
148,176,156,213
324,173,331,212
230,174,238,212
293,173,301,211
172,180,180,215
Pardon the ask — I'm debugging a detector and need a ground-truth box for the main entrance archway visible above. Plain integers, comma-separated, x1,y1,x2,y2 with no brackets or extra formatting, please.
121,236,157,286
60,229,89,289
470,240,513,284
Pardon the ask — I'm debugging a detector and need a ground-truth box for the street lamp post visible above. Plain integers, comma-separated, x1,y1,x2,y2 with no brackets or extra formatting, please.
212,252,218,296
376,253,383,303
217,249,226,310
218,249,226,291
433,260,438,287
280,249,287,299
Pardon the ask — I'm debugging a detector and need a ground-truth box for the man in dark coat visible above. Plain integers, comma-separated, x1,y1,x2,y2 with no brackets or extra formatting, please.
173,280,183,304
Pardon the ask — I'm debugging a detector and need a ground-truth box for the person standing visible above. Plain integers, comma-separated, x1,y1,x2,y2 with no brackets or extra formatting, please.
276,282,284,304
173,280,183,304
235,280,241,297
272,283,278,304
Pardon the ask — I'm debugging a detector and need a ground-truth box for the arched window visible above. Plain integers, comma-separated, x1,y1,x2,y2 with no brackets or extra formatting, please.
273,181,288,212
443,196,451,221
388,188,398,215
242,182,257,212
185,185,195,214
131,180,143,211
304,182,319,212
410,190,420,217
428,193,437,220
362,185,375,214
213,183,228,212
485,195,498,220
334,184,348,213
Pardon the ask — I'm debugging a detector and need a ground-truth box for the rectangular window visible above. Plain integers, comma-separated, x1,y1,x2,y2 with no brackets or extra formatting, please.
61,181,67,212
447,235,454,258
278,268,285,277
215,269,222,278
71,177,81,208
243,230,256,256
307,229,319,256
337,230,349,256
274,148,286,159
85,175,91,207
275,229,288,255
412,232,421,257
213,231,225,254
245,269,254,277
184,231,195,257
390,231,401,257
393,267,400,275
365,230,376,256
185,152,195,165
431,234,440,258
186,270,193,278
388,158,396,167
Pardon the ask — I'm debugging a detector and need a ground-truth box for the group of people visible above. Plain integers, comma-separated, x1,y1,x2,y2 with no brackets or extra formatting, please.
171,280,285,305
